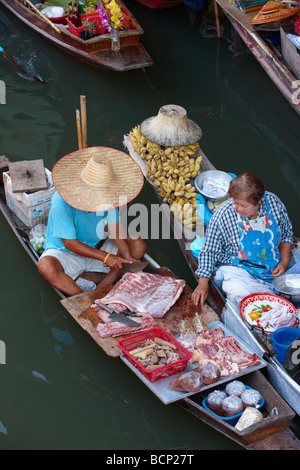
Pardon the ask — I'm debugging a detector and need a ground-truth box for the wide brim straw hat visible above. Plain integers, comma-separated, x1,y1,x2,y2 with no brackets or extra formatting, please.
140,104,202,147
51,146,144,212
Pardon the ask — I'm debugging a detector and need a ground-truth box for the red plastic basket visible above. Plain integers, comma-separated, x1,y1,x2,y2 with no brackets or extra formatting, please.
117,327,192,383
67,13,106,38
81,10,132,31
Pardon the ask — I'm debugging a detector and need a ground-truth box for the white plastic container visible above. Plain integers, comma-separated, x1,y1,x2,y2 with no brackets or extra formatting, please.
3,169,55,228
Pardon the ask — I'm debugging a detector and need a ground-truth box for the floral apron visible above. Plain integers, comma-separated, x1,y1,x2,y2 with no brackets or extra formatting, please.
229,195,281,281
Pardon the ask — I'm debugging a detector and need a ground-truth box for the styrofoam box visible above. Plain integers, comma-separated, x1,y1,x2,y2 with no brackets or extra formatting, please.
3,169,55,228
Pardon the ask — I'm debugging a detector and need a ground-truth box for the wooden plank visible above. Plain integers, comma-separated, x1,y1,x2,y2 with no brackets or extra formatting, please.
280,27,300,80
8,160,48,193
60,267,219,358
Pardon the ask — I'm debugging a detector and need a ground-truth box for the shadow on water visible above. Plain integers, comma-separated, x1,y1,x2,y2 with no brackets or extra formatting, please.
0,0,299,450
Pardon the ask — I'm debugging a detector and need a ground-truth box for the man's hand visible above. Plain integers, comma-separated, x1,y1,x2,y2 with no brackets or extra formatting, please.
104,254,132,270
191,278,209,306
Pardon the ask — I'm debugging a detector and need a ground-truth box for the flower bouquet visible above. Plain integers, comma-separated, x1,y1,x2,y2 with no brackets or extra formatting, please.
97,0,131,30
96,0,132,50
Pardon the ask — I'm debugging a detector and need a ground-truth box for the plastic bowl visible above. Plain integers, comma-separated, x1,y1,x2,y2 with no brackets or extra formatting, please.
195,170,233,201
272,327,300,363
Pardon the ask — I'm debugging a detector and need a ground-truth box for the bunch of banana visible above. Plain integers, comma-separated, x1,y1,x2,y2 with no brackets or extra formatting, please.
129,125,203,229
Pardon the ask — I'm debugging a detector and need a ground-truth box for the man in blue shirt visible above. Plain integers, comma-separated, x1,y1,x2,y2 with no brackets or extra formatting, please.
38,147,146,296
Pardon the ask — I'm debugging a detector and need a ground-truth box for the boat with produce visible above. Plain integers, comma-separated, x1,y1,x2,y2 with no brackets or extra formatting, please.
1,146,300,450
123,104,300,423
0,0,153,72
214,0,300,116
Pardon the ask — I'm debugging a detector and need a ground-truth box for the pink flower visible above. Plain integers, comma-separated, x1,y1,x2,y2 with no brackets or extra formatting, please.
97,2,114,33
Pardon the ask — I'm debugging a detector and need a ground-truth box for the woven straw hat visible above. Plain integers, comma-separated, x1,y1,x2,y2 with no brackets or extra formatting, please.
51,147,144,212
140,104,202,147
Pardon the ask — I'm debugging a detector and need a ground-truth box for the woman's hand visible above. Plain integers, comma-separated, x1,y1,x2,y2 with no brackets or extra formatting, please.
271,242,292,278
271,261,289,278
191,278,209,306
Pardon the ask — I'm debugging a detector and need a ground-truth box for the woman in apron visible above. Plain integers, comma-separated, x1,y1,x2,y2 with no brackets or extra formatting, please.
192,172,294,306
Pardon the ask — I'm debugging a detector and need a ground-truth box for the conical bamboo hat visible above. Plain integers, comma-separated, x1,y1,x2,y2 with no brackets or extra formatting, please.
140,105,202,147
250,1,300,25
51,146,144,212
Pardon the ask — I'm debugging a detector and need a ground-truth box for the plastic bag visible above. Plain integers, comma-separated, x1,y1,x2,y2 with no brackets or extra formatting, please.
177,320,196,350
190,235,205,261
29,223,47,256
286,251,300,275
235,407,263,431
196,194,213,226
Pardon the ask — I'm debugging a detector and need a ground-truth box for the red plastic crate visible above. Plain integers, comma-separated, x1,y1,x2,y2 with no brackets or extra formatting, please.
117,327,192,383
81,11,132,31
66,13,106,38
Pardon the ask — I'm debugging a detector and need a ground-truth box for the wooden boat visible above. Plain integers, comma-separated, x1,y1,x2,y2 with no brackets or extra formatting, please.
123,130,300,416
0,155,299,450
0,0,153,72
214,0,300,116
131,0,185,10
123,120,300,432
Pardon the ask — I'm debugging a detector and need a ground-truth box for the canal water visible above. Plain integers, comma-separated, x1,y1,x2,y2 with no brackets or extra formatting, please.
0,0,299,451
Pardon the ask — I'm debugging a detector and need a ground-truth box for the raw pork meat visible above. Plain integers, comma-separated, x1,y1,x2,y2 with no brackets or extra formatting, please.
195,328,260,377
92,301,157,338
95,272,185,317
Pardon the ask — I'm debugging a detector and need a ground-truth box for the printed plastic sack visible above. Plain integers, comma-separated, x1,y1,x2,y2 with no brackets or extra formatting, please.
286,250,300,275
196,194,213,226
29,224,47,256
190,235,205,261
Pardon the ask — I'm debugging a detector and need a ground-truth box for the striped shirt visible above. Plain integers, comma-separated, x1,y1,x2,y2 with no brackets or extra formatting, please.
195,191,294,279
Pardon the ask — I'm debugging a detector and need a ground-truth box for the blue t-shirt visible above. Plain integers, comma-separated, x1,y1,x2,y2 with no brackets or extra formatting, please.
44,192,120,252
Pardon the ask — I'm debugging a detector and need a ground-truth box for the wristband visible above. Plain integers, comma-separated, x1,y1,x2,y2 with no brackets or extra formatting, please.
103,253,111,264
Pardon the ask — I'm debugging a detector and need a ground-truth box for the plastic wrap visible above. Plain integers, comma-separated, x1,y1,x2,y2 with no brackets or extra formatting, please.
225,380,246,397
207,390,227,414
241,388,263,408
177,320,196,350
169,370,203,392
29,223,47,256
222,394,243,417
195,363,221,385
235,407,263,431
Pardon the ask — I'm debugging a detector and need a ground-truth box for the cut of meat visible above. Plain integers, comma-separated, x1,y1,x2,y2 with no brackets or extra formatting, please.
95,272,185,317
92,301,158,338
195,328,260,377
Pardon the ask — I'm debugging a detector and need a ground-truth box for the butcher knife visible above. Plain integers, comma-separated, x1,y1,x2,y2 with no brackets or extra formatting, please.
122,261,148,273
97,303,141,327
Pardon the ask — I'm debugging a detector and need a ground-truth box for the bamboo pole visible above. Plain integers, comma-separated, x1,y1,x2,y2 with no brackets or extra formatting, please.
80,95,88,149
23,0,61,34
0,46,44,84
76,109,83,150
213,0,221,39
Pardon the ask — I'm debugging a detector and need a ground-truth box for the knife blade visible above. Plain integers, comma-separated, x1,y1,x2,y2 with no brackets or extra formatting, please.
97,303,140,326
122,261,149,273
